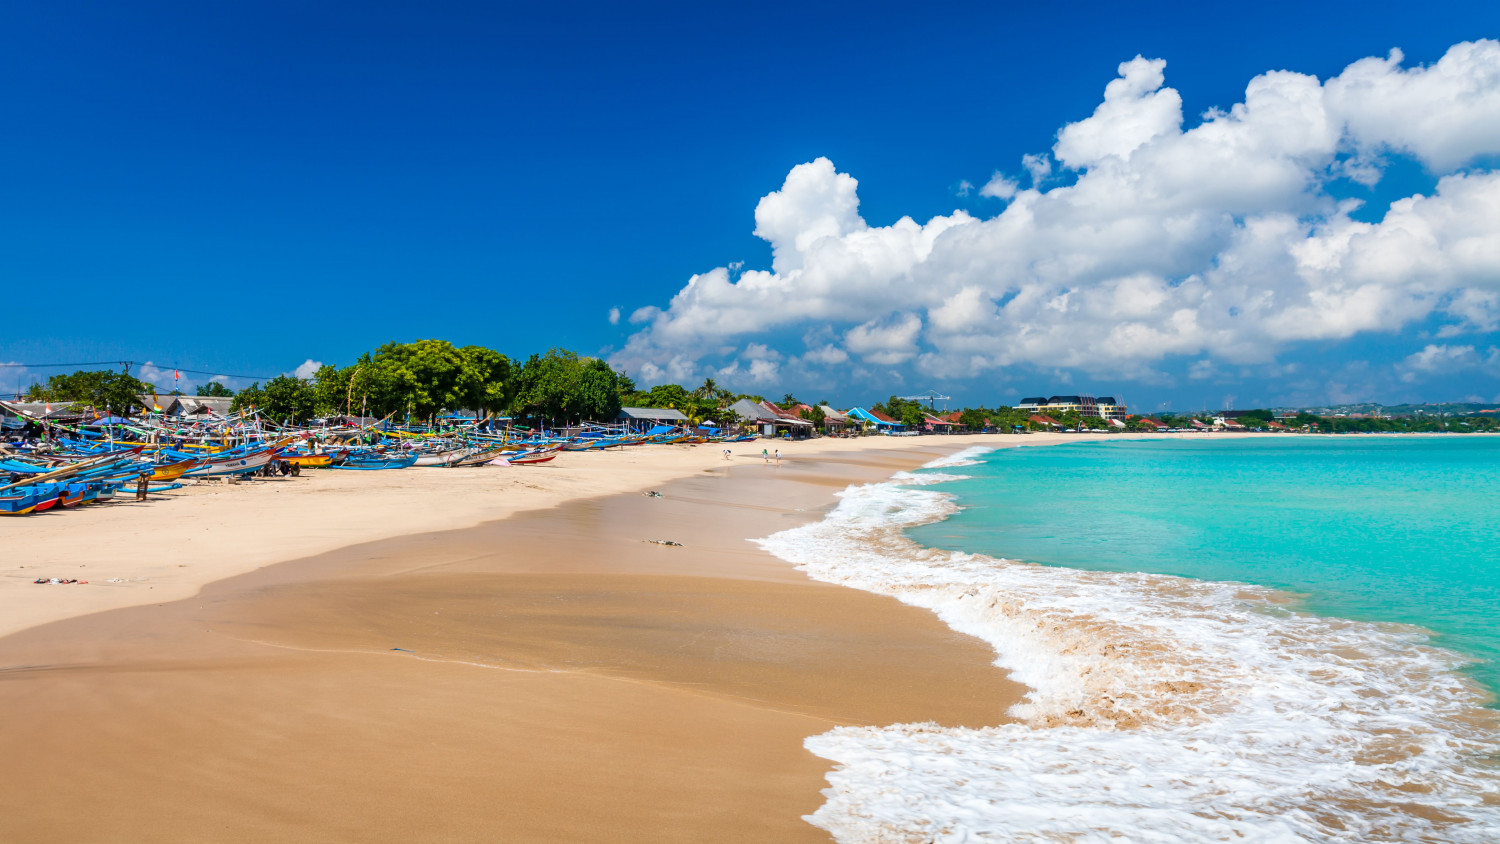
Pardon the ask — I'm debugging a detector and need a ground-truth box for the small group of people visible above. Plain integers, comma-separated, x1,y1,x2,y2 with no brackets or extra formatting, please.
258,459,301,478
720,447,784,465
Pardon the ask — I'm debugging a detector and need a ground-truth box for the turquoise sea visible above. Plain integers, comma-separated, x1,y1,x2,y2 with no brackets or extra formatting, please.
907,435,1500,695
764,435,1500,840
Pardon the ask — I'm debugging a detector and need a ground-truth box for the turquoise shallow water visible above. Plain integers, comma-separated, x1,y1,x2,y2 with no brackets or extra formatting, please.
906,436,1500,696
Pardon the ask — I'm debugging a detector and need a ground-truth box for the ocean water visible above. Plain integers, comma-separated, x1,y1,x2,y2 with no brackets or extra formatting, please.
757,438,1500,843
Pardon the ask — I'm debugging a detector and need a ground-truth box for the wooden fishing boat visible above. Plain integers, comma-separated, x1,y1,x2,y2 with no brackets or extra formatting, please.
280,452,334,468
150,457,201,482
0,495,41,515
330,454,419,470
182,448,276,478
501,451,558,466
412,448,474,467
449,447,508,467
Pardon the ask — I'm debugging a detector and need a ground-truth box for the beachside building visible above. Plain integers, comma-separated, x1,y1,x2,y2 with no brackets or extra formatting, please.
922,412,962,434
728,399,814,438
846,407,905,433
615,406,691,433
178,396,234,418
1016,394,1128,420
1094,396,1128,420
1213,415,1248,431
760,401,816,438
137,394,235,419
1,400,94,425
1028,413,1062,430
817,405,850,434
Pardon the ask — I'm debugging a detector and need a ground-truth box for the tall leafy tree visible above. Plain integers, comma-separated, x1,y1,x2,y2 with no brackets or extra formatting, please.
455,345,513,415
342,340,513,420
510,349,623,423
25,369,150,416
192,381,235,397
232,375,316,424
311,364,354,416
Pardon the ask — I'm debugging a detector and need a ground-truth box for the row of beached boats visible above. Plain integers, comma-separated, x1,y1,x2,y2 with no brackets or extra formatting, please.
0,419,758,515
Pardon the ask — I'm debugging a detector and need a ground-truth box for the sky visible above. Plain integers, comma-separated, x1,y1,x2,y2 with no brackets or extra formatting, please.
2,1,1499,412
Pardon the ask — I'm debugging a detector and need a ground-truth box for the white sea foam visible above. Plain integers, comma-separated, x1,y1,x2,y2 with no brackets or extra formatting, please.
756,470,1500,843
921,445,994,469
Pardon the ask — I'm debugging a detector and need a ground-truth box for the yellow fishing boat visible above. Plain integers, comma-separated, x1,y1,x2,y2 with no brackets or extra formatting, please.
150,457,201,482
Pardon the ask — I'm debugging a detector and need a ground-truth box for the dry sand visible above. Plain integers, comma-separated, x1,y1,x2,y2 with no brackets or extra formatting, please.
0,431,1227,842
1,431,1120,638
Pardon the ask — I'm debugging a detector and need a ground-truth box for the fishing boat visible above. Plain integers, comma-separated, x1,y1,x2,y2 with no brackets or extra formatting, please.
150,457,201,482
412,447,476,467
503,451,557,465
330,453,420,470
181,447,278,478
449,447,510,467
1,488,49,515
489,445,562,465
279,452,337,468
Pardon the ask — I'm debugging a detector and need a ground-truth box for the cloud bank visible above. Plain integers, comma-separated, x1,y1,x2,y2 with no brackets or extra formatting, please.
613,41,1500,392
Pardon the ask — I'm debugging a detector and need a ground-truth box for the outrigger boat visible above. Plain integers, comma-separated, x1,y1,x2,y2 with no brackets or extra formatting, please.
499,450,558,465
331,453,420,470
150,457,202,482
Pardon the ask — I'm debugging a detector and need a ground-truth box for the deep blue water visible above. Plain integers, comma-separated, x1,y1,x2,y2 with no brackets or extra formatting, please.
906,436,1500,695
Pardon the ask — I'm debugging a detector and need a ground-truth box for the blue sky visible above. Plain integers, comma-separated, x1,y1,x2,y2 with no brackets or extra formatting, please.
3,1,1499,411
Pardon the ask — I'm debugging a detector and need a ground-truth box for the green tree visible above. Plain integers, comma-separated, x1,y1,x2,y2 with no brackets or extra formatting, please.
229,383,263,415
509,349,624,423
643,383,693,410
340,340,513,420
232,375,316,424
193,381,235,397
959,408,988,431
615,370,639,403
455,345,514,415
25,369,150,416
311,365,354,416
900,404,925,429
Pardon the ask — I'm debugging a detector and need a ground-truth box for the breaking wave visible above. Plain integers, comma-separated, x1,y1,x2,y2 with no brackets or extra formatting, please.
756,456,1500,843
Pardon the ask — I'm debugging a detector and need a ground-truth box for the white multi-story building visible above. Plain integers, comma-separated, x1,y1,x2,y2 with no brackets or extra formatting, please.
1016,394,1128,420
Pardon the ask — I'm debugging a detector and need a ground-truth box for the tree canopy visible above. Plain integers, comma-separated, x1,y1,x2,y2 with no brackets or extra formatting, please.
192,381,235,397
231,375,317,424
509,349,623,424
25,369,150,415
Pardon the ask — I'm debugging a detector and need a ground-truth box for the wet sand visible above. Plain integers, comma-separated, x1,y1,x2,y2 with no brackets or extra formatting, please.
0,443,1026,842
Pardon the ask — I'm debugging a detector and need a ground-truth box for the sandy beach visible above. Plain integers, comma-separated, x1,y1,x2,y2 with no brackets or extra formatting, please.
0,431,1232,841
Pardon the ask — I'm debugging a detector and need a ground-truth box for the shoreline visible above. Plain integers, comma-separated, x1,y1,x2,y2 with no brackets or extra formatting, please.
1,430,1241,640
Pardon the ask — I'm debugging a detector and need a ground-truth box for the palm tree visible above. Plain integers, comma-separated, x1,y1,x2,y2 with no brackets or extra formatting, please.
695,377,718,400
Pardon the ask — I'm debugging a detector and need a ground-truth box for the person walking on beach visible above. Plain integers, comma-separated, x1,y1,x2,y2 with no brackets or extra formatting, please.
774,448,781,466
722,448,731,460
762,448,769,464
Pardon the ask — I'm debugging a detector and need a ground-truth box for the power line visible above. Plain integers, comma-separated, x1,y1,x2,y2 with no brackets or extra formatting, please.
0,360,281,380
0,360,125,369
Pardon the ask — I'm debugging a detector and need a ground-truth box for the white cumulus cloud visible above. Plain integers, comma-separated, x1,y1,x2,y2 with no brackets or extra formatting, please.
612,40,1500,390
292,359,323,380
979,172,1018,199
1398,343,1500,382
